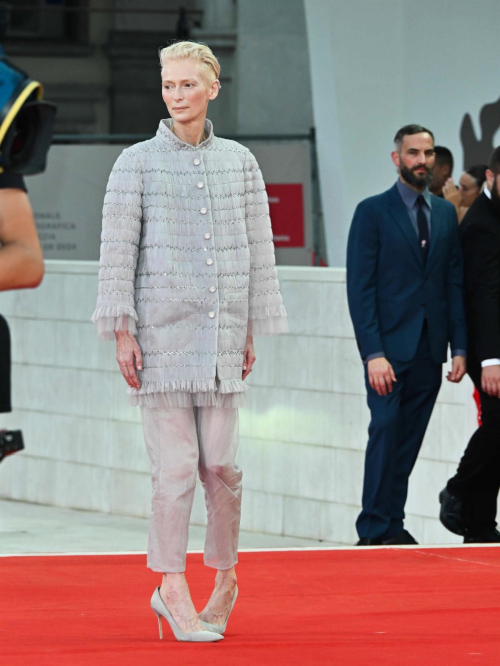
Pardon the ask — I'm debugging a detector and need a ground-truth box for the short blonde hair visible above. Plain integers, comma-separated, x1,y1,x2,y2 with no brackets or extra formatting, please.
159,41,221,85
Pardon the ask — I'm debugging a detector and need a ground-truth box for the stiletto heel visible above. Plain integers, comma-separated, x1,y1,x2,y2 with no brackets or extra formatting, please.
200,585,238,635
150,587,223,643
155,611,163,640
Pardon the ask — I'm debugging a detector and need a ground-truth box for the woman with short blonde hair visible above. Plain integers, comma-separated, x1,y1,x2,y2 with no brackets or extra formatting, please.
92,41,287,642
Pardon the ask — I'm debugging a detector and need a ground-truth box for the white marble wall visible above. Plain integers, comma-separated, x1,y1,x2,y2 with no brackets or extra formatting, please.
0,262,477,544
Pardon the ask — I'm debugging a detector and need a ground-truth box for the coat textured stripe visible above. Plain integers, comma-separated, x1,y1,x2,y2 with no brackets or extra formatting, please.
92,118,288,405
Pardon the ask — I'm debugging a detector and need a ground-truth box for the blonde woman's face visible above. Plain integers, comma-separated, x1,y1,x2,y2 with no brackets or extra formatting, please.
161,59,218,123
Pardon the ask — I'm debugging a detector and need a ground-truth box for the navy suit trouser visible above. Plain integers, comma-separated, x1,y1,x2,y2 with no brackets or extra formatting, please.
356,328,442,540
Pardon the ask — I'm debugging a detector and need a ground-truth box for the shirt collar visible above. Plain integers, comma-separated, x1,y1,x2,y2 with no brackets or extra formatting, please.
396,178,432,209
156,118,214,150
484,187,492,200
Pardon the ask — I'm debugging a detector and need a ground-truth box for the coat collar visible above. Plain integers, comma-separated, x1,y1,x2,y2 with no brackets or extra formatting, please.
156,118,214,150
388,183,443,270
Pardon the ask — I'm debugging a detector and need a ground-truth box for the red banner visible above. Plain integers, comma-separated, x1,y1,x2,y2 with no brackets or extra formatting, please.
266,184,305,248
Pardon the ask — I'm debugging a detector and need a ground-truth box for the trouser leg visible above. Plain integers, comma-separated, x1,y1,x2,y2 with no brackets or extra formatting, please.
196,407,242,570
141,406,199,573
387,332,442,537
356,374,403,540
447,358,500,532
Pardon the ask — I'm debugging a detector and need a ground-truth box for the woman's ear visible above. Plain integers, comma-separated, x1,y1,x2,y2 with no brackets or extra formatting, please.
209,79,221,101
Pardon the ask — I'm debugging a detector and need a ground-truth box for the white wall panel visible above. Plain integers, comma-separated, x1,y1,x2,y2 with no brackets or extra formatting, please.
0,262,476,545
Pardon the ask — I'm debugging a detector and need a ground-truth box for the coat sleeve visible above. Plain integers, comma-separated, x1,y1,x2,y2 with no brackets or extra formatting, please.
346,200,383,360
244,150,288,336
462,222,500,360
445,211,467,354
91,147,143,340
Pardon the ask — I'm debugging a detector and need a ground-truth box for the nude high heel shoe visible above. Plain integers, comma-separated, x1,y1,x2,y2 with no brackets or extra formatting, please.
150,587,223,643
199,585,238,635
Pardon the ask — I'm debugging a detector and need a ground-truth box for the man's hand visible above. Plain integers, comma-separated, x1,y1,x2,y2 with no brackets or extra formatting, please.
115,330,142,389
482,365,500,397
447,355,467,383
367,357,396,396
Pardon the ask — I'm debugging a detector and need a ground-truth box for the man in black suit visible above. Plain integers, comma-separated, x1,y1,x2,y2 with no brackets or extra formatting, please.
440,147,500,543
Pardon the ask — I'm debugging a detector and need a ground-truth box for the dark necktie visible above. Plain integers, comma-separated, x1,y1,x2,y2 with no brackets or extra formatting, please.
416,195,430,264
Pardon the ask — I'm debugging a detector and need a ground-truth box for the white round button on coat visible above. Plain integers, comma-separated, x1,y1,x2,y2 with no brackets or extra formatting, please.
208,311,215,319
197,182,204,189
209,286,216,293
193,158,201,166
206,258,214,266
200,208,207,214
204,233,211,240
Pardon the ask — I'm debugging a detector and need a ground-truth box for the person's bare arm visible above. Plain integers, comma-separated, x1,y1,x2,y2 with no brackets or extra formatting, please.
0,188,44,291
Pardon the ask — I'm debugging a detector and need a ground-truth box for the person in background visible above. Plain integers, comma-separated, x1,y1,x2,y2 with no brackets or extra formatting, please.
429,146,454,198
440,148,500,544
443,164,488,223
347,124,467,547
443,165,489,430
0,174,44,461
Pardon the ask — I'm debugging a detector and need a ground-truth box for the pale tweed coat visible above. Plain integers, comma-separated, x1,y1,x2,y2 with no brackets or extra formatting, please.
92,118,288,408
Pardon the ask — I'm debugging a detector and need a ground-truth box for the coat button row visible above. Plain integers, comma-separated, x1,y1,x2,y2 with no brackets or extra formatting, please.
206,258,214,266
200,207,207,214
204,232,211,240
209,286,216,293
197,182,204,189
193,158,201,166
208,311,215,318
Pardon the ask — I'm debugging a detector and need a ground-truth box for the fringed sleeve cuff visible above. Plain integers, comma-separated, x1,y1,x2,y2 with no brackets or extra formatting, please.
91,307,139,341
249,304,288,337
251,316,289,337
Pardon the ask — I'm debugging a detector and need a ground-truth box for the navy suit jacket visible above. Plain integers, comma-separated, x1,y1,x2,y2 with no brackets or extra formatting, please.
346,183,467,365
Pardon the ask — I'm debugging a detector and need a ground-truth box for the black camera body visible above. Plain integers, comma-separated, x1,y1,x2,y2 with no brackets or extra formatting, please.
0,429,23,462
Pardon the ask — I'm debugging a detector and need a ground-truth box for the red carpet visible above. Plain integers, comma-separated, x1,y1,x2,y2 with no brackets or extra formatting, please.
1,547,500,665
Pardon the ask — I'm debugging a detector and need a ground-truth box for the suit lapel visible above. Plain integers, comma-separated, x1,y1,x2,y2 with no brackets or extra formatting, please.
388,185,423,265
426,199,443,269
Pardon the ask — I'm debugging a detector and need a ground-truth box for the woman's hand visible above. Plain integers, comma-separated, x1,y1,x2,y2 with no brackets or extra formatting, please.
443,178,461,212
115,330,142,389
242,335,256,380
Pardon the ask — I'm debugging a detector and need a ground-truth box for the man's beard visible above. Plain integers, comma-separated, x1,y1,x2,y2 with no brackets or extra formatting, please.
400,163,433,189
490,177,500,217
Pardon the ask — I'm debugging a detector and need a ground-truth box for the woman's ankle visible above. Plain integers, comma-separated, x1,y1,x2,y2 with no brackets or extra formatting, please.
215,567,237,588
161,572,188,595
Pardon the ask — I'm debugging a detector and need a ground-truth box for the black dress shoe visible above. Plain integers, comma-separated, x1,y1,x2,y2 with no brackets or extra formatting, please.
356,537,383,546
382,529,418,545
464,528,500,543
439,487,466,536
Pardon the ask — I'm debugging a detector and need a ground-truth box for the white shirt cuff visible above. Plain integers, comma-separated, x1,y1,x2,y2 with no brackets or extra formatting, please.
481,358,500,367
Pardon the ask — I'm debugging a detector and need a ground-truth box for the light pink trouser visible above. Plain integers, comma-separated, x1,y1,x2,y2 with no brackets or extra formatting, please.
140,406,242,573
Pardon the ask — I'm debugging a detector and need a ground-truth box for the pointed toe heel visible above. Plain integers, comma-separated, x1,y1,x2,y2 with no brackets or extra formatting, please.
200,585,238,635
150,587,223,643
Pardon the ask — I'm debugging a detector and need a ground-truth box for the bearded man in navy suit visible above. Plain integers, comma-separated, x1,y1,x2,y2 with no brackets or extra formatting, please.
346,124,467,546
